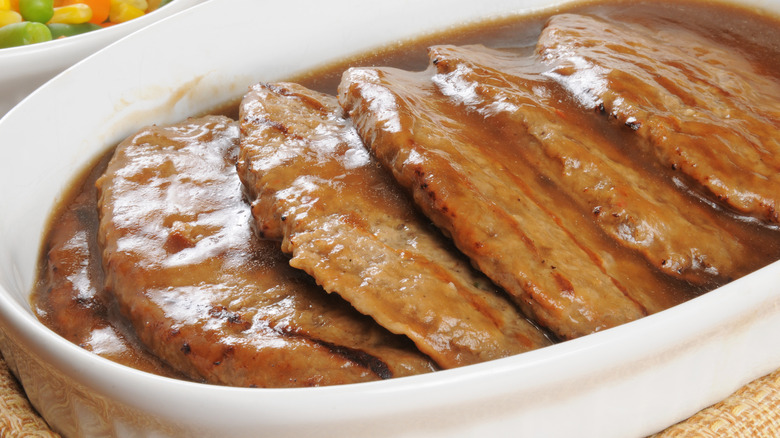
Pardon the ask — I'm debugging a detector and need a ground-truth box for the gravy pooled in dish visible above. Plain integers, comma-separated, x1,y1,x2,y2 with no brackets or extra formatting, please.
32,0,780,387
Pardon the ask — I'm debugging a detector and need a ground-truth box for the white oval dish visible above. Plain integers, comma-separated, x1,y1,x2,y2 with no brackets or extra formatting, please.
0,0,205,118
1,0,780,436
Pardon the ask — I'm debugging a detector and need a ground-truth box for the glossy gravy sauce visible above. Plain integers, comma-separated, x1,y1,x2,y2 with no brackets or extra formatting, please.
31,0,780,381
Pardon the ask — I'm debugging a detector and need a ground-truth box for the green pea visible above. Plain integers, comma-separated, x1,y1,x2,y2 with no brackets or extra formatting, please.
48,23,102,39
0,22,52,49
19,0,54,24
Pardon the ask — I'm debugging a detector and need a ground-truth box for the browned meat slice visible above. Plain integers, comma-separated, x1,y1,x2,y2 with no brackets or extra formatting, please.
35,182,183,379
237,83,552,369
537,13,780,223
339,67,691,341
427,44,757,284
96,115,435,388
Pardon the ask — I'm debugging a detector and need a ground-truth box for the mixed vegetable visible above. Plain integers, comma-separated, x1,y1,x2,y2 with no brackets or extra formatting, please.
0,0,172,48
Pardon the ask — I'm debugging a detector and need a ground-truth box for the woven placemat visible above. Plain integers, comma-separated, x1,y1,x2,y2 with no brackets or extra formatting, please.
0,353,60,437
0,351,777,437
652,367,780,437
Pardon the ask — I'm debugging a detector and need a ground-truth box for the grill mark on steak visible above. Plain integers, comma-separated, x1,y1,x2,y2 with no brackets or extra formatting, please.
537,13,780,224
237,82,552,368
96,115,435,387
339,66,694,340
427,43,758,284
317,341,393,380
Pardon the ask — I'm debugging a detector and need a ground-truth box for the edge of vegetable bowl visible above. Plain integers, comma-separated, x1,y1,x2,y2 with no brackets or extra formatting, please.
0,0,205,117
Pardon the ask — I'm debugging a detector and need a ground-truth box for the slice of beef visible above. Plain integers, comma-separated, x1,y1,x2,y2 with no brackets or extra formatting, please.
339,67,691,341
237,83,552,369
537,13,780,223
427,44,756,285
96,115,435,387
36,186,184,379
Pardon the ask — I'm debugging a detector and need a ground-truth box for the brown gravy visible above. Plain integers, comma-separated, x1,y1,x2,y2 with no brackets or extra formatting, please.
31,0,780,381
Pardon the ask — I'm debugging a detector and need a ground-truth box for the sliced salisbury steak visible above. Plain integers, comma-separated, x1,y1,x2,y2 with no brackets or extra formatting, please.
237,83,552,368
537,13,780,223
339,66,692,340
427,43,756,285
96,115,435,387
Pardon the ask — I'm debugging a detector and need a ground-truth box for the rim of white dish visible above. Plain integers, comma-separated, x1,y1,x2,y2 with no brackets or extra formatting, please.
1,0,779,436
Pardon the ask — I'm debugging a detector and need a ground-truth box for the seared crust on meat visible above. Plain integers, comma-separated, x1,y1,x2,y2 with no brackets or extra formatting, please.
96,115,435,387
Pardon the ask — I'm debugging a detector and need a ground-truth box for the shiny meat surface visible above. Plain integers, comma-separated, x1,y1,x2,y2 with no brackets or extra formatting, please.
428,44,756,284
339,66,690,340
537,14,780,223
35,187,183,378
96,116,435,387
237,83,552,368
30,2,780,386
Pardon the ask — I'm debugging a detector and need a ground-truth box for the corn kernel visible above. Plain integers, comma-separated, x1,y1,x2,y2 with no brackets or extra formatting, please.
0,0,10,10
122,0,146,12
49,4,92,24
108,0,142,23
0,9,21,26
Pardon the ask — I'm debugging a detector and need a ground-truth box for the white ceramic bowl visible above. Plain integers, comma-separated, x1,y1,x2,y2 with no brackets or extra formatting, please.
1,0,780,436
0,0,206,117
